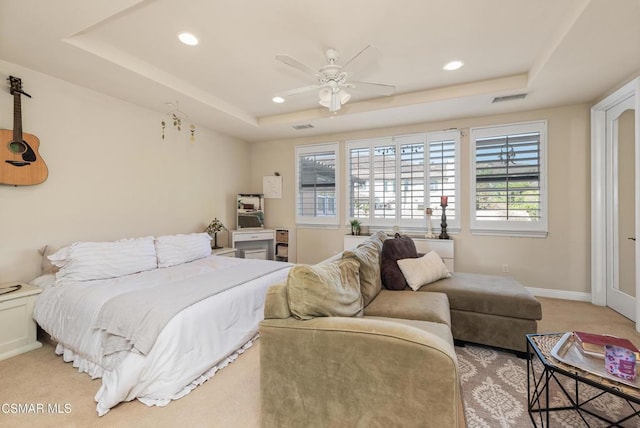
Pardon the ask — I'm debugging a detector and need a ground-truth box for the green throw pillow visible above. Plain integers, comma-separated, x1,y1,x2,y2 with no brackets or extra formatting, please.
287,258,363,320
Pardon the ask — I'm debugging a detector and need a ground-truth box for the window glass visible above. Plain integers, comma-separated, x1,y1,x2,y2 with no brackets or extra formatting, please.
470,121,547,237
295,143,339,225
347,131,459,231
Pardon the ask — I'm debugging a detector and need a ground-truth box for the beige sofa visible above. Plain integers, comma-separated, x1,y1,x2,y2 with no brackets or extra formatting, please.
259,231,540,427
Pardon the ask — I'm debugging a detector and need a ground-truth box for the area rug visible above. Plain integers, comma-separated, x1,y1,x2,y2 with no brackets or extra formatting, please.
457,344,531,427
457,345,640,428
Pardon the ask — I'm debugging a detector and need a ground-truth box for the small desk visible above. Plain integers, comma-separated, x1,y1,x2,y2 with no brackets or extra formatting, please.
231,229,275,260
0,282,42,361
527,333,640,427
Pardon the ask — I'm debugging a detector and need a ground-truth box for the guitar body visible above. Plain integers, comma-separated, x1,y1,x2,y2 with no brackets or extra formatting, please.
0,129,48,186
1,76,48,186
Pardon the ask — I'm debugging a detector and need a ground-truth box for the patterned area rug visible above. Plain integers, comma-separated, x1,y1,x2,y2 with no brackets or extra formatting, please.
457,344,640,427
457,345,531,427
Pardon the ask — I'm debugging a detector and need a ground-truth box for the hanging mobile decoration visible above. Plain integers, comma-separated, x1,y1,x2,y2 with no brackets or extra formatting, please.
161,101,196,142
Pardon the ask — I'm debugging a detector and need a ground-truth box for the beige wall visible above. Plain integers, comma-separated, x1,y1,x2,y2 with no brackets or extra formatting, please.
250,104,591,294
0,60,249,282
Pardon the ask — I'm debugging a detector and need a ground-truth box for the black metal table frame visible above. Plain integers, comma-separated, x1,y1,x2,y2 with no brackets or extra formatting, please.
527,333,640,427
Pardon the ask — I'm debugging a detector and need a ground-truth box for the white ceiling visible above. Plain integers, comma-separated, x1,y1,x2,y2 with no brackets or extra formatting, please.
1,0,639,142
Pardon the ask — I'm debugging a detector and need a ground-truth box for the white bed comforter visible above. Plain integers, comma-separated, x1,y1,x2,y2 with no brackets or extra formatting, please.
32,255,291,416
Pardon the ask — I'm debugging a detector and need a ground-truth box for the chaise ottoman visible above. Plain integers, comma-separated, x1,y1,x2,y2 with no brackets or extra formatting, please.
419,272,542,353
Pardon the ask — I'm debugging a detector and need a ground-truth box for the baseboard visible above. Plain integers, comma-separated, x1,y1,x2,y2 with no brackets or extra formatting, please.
526,286,592,302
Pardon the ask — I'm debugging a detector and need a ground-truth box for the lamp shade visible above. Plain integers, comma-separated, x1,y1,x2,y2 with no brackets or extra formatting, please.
205,218,227,236
318,87,350,112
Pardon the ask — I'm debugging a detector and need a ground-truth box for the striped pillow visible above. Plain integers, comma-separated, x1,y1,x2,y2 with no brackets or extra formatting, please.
50,237,157,282
155,233,212,268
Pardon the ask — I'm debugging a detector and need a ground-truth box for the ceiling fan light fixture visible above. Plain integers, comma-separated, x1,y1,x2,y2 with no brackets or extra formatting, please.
339,90,351,105
318,88,332,108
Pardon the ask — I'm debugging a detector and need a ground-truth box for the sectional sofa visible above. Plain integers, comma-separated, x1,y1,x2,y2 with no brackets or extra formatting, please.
259,231,541,427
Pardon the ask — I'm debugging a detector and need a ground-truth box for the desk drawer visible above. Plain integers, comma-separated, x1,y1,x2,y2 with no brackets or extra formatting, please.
234,231,274,242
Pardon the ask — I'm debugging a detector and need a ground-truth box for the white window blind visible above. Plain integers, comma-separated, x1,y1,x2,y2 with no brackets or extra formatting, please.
347,131,459,231
470,121,547,237
295,143,340,226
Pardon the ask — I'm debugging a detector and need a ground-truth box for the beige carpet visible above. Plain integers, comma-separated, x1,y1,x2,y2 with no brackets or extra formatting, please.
1,297,639,428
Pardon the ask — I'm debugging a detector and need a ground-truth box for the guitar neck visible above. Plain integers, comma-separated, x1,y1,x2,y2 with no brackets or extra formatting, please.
13,93,22,142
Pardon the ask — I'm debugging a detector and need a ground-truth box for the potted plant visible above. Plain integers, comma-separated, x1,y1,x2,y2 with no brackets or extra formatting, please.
350,219,361,236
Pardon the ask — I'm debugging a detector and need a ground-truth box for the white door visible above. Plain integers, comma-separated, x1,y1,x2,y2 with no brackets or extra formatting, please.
606,96,636,320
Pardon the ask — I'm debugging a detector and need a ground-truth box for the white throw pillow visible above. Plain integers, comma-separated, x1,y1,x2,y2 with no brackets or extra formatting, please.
155,233,212,268
51,237,158,282
397,250,451,291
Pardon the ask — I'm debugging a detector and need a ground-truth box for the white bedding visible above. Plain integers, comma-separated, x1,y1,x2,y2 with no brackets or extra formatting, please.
32,255,291,416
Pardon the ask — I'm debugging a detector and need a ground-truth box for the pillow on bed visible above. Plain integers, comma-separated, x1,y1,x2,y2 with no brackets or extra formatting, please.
397,250,451,291
39,245,62,274
155,233,212,268
287,258,363,320
50,236,158,282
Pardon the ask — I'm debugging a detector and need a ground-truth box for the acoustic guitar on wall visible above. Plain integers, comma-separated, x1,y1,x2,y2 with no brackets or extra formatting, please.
0,76,48,186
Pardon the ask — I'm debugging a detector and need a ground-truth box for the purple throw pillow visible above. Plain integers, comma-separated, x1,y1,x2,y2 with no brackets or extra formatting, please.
380,234,418,290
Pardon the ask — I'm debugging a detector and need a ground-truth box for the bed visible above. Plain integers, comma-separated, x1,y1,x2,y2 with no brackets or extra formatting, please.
31,234,291,416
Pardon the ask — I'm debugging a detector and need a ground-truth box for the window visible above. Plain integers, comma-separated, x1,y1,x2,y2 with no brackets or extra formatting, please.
470,121,547,237
295,143,340,226
347,131,459,231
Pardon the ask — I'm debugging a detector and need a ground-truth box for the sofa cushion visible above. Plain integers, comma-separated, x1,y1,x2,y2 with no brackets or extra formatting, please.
365,316,454,347
364,290,451,327
397,251,452,291
287,258,363,320
343,235,387,307
422,272,542,320
381,234,418,290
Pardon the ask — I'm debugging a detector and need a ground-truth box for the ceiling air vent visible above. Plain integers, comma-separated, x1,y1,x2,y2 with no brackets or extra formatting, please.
292,124,314,130
492,93,527,103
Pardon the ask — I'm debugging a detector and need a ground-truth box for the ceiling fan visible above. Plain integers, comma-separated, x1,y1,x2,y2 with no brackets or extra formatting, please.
275,45,395,112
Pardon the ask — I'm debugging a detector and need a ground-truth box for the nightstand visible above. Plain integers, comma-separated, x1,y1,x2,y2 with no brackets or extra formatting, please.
212,247,237,257
0,282,42,361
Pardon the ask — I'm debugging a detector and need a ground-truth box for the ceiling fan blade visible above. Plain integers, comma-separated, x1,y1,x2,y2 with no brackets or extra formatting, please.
275,54,318,77
278,85,320,97
349,81,395,96
342,45,377,73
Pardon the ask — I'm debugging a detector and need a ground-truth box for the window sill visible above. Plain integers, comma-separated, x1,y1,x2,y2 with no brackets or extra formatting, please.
470,229,548,238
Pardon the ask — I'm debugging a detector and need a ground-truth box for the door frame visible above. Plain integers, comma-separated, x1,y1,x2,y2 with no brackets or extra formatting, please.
591,77,640,329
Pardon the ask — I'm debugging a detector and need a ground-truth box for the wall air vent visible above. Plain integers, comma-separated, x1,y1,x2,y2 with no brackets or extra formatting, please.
492,93,527,103
292,124,314,130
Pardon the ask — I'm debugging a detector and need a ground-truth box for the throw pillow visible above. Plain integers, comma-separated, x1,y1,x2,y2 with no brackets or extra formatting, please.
343,238,384,307
380,234,418,290
51,237,158,282
155,233,212,268
397,250,452,291
287,258,363,320
39,244,61,274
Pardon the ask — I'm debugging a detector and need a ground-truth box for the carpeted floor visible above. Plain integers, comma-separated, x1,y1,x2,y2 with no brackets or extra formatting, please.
1,296,640,427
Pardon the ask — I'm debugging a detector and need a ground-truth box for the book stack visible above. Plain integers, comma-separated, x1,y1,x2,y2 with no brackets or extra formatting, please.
574,331,640,359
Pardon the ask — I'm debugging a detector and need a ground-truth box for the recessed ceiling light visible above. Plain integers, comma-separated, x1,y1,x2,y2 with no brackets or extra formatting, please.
272,96,285,103
178,32,199,46
443,60,464,71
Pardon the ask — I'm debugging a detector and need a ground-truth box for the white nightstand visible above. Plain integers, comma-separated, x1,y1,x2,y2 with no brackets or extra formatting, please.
0,282,42,361
212,247,237,257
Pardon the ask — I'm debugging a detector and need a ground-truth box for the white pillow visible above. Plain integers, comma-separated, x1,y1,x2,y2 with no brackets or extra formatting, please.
397,250,451,291
155,233,212,268
50,237,158,282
